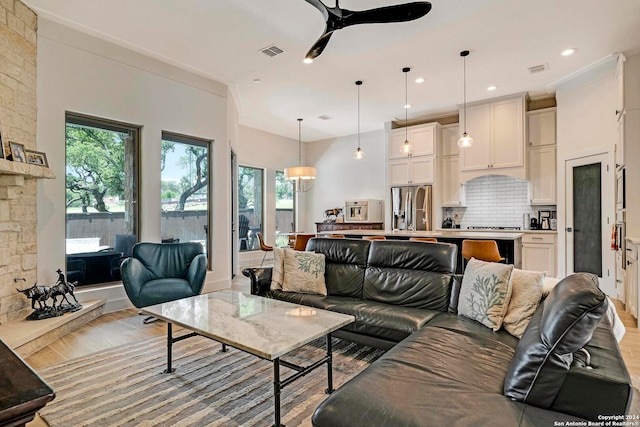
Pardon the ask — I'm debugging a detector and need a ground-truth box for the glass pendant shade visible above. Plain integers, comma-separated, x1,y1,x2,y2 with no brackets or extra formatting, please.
401,140,413,154
457,132,473,148
353,80,365,160
353,147,366,160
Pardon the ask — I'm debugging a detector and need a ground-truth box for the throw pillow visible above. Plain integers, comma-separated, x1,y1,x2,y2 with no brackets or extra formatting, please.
270,247,286,291
458,258,514,331
282,249,327,295
542,276,561,297
503,268,545,338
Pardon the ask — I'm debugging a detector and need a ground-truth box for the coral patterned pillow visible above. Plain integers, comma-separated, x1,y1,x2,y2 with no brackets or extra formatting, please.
282,249,327,295
458,258,514,331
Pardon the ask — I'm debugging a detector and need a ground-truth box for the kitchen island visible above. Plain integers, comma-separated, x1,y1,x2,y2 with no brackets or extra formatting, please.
317,229,523,273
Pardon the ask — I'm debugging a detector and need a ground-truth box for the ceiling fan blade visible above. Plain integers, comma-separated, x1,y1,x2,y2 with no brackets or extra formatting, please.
343,2,432,27
303,0,329,21
305,31,334,60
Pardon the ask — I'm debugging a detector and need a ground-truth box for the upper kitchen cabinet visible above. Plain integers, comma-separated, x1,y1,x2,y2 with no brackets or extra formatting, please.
528,146,556,204
616,53,640,117
389,156,434,185
389,123,437,159
439,124,460,157
528,108,556,147
459,94,526,181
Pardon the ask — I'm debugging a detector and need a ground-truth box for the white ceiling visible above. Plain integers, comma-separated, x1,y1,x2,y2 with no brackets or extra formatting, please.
24,0,640,141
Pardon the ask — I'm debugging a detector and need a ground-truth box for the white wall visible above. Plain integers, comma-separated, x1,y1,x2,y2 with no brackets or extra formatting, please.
36,19,232,311
556,56,617,294
304,130,386,232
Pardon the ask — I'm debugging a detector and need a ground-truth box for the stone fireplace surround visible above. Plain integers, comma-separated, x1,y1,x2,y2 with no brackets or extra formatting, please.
0,0,41,325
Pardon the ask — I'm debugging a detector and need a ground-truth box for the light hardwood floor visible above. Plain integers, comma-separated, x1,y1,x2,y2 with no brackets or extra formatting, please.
23,277,640,426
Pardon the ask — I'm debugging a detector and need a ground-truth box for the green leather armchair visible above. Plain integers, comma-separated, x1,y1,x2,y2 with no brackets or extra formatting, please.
121,242,207,309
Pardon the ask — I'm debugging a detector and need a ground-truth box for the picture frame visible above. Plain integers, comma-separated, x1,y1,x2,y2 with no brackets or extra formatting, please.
25,149,48,167
9,141,26,163
0,120,4,160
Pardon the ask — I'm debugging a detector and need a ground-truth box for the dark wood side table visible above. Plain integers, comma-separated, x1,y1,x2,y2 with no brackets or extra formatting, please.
0,339,55,427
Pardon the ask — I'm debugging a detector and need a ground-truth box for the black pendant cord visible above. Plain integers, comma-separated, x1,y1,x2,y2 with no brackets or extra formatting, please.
298,118,303,166
403,67,410,142
356,81,362,150
461,50,470,135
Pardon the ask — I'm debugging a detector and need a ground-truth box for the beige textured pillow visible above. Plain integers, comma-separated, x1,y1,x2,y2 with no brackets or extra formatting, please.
270,247,286,291
542,276,561,297
459,258,514,331
282,249,327,295
503,268,545,338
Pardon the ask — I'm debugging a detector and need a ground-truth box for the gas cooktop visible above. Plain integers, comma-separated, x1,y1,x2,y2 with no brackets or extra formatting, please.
466,226,522,230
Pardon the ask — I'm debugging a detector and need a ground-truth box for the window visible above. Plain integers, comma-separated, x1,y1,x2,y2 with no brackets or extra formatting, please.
65,113,139,286
276,171,295,247
161,132,210,256
238,166,264,252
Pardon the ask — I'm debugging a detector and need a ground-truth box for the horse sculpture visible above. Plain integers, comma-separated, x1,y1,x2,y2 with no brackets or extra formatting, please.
16,269,82,320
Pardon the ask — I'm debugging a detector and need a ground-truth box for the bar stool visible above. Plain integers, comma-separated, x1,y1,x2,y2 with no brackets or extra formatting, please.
257,232,273,266
293,234,316,251
362,236,386,241
461,240,505,263
409,237,438,242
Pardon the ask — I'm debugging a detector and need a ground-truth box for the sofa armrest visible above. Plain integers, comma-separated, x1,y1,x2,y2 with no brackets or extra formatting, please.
448,274,464,314
242,267,273,295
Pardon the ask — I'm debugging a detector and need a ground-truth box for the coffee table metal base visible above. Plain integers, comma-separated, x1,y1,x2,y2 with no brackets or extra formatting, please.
162,322,334,427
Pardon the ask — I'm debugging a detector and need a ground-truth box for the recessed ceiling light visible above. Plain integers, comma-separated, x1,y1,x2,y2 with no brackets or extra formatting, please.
253,78,262,84
303,57,313,64
404,104,411,109
487,85,497,91
561,48,577,56
415,77,425,83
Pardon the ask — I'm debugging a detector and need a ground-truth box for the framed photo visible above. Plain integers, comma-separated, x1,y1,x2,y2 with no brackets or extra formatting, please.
25,149,48,167
9,141,26,163
0,121,4,160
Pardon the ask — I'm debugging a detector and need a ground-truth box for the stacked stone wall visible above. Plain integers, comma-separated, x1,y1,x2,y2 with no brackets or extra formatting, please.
0,0,38,324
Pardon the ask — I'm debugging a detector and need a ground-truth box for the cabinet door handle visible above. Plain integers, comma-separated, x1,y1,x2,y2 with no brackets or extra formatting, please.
532,237,543,240
616,109,621,115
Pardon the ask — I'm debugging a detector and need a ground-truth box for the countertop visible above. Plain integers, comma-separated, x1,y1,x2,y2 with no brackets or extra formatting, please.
318,229,524,240
436,228,557,234
627,236,640,245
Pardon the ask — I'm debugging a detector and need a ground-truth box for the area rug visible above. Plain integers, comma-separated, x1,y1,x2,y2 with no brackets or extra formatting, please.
37,335,384,427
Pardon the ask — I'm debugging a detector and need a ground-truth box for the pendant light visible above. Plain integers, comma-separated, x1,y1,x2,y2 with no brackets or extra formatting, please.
401,67,412,155
458,50,474,148
284,118,316,192
353,80,365,160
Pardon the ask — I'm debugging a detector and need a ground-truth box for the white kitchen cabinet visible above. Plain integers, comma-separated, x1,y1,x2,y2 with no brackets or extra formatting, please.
389,156,434,185
459,95,526,180
528,146,556,204
626,239,638,319
522,233,556,277
440,156,465,207
439,124,459,157
617,111,626,169
528,108,556,147
389,123,436,159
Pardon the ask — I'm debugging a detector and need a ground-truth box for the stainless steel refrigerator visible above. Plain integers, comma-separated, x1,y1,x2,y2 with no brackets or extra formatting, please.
390,185,432,231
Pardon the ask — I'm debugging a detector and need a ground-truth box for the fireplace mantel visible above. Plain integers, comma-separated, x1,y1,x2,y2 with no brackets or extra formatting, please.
0,158,55,179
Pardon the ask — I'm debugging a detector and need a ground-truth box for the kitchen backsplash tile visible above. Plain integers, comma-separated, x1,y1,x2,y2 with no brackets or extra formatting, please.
445,175,555,229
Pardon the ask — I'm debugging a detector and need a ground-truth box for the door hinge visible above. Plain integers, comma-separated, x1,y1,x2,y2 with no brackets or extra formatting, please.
607,164,609,172
607,269,610,277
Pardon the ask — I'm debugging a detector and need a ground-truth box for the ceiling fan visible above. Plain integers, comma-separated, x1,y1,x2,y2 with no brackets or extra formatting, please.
302,0,432,61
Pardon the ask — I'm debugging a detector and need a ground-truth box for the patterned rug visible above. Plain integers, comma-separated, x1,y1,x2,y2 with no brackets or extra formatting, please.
38,335,384,427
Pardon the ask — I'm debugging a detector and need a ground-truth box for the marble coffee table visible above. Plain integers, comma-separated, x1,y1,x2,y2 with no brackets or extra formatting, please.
142,290,355,427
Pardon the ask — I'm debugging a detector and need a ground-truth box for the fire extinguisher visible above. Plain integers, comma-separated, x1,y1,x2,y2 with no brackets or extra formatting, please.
611,225,618,250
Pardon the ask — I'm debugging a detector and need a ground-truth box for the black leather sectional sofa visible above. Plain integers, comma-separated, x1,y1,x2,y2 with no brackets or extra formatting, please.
244,238,632,426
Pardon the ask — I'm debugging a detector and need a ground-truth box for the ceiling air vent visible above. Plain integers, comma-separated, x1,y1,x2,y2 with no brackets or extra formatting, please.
528,63,549,74
318,115,333,120
260,45,286,57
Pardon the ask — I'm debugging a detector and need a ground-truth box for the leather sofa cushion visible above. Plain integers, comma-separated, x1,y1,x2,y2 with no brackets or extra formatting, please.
267,290,439,342
503,273,608,409
312,315,586,427
363,241,457,310
307,238,370,298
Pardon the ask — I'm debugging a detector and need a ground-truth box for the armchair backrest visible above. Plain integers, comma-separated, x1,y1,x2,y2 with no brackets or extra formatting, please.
132,242,204,279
